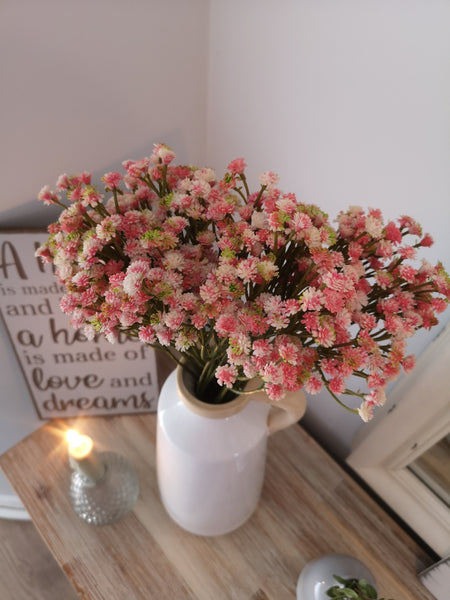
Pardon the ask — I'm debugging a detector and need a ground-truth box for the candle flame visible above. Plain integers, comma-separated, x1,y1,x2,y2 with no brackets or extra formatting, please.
66,429,93,459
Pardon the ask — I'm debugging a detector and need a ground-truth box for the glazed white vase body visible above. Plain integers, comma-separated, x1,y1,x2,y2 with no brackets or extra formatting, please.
156,367,306,536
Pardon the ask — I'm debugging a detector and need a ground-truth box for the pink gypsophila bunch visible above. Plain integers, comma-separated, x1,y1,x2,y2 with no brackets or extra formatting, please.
36,144,450,419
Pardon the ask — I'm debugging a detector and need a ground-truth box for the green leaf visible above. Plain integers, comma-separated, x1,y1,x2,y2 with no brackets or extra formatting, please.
342,590,359,599
333,575,349,584
356,579,377,599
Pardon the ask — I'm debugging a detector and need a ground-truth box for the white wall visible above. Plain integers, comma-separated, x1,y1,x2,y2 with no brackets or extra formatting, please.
207,0,450,457
1,0,449,503
0,0,209,500
0,0,209,225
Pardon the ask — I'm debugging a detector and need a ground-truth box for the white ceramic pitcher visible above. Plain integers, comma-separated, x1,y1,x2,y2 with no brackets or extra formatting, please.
156,366,306,536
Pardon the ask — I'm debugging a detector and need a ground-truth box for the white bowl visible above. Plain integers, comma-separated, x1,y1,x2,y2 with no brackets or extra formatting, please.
296,554,376,600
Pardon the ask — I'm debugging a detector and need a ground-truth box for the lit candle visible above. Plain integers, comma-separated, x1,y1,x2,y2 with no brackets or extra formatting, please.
66,429,105,482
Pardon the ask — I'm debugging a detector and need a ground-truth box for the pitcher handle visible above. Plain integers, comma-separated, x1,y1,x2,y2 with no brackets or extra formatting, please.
267,388,307,434
249,387,307,435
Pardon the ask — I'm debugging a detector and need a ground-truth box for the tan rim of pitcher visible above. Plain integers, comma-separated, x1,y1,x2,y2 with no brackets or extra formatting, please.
176,366,251,419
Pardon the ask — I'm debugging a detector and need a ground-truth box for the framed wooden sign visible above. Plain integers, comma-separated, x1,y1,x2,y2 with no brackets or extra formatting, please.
0,231,159,419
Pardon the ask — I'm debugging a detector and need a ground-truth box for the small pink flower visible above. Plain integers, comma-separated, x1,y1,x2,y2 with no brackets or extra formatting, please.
252,339,272,358
265,383,284,401
82,187,102,208
83,324,97,341
191,312,208,329
123,260,150,296
227,158,247,175
284,299,301,316
103,171,122,189
398,245,416,260
399,215,422,236
322,271,354,294
402,354,416,373
215,364,237,388
163,309,185,330
385,221,402,244
123,158,150,178
365,388,386,407
398,265,417,283
70,308,88,329
79,172,92,185
81,288,96,307
431,297,448,313
215,314,239,336
68,186,83,202
96,215,121,241
315,321,336,347
376,240,393,258
151,143,176,165
323,289,346,314
38,185,60,205
358,402,374,422
329,376,345,395
301,288,324,311
229,333,251,357
291,211,313,235
420,233,434,247
348,242,363,262
375,271,392,290
365,215,384,239
256,259,279,282
156,328,173,346
138,325,156,344
267,211,286,231
194,167,216,183
359,313,377,330
60,293,79,314
166,216,188,234
305,375,322,395
276,194,297,216
259,171,279,188
120,310,142,327
367,373,385,388
56,174,70,190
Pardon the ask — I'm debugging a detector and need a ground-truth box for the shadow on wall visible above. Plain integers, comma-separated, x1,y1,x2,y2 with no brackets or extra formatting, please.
0,130,190,230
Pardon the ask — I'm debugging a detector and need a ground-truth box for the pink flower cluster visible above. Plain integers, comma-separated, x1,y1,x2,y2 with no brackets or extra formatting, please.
37,144,449,420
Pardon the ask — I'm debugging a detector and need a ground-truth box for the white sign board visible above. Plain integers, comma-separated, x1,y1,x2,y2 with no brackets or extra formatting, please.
0,231,159,419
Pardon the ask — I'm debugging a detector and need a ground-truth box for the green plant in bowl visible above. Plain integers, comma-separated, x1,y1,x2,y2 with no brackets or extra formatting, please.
326,575,395,600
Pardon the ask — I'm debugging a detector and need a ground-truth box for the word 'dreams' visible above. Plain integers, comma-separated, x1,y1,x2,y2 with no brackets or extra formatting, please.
42,391,154,413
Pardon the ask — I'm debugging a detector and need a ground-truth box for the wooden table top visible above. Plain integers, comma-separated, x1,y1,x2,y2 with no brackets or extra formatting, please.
0,411,435,600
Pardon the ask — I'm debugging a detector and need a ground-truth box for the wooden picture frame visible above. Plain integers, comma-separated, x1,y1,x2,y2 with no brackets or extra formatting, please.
0,230,159,419
347,323,450,558
420,556,450,600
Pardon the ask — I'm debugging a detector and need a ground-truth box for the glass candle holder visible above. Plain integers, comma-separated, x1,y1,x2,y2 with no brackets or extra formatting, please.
68,451,139,526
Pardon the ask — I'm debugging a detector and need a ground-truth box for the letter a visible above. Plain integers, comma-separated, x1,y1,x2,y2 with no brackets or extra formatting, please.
0,241,27,280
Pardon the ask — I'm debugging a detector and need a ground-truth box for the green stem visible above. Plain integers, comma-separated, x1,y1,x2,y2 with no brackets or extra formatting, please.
194,336,229,397
112,188,120,213
161,164,170,196
52,199,69,210
233,186,247,202
318,369,359,414
240,173,250,197
254,185,267,210
141,174,163,198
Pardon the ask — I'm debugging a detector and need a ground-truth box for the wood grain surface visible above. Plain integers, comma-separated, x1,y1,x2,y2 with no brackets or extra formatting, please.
0,518,78,600
0,400,436,599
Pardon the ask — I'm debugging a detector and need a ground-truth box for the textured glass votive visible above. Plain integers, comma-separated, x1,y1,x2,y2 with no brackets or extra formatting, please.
68,451,139,525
